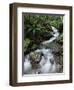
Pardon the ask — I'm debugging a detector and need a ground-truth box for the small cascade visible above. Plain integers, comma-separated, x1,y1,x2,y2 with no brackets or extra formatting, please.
42,26,59,45
24,26,61,74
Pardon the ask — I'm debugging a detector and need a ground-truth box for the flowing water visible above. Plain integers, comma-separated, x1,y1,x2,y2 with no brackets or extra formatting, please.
24,26,62,74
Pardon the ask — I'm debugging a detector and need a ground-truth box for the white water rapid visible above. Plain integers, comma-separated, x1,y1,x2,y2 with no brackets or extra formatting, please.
24,26,61,74
42,26,59,45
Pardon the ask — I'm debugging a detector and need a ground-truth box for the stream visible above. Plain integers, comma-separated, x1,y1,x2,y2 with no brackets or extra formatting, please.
24,26,62,74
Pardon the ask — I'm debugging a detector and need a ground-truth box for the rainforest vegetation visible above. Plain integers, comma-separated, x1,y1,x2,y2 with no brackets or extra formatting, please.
24,14,63,54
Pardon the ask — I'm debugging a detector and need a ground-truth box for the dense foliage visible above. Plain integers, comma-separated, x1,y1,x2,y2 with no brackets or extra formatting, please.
24,14,63,54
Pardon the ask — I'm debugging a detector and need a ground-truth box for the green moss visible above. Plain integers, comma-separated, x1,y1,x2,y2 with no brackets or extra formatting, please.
30,52,38,61
24,38,31,49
